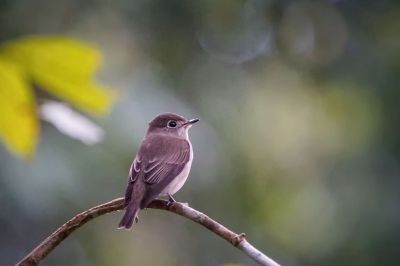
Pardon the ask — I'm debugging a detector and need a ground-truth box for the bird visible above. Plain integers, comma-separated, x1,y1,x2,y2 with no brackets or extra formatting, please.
118,112,199,229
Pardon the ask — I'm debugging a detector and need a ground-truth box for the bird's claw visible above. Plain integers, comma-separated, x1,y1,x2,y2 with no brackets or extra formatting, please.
166,194,176,207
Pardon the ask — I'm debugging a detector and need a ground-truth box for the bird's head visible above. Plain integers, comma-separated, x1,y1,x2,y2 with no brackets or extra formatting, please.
147,112,199,138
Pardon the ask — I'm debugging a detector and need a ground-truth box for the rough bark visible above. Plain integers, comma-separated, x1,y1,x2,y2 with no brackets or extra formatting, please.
16,198,280,266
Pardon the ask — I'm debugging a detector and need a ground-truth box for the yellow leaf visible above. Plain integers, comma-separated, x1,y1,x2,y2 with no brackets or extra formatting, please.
1,36,114,115
0,58,38,157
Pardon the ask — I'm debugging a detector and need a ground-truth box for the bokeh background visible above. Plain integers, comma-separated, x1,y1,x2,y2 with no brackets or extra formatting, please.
1,0,399,265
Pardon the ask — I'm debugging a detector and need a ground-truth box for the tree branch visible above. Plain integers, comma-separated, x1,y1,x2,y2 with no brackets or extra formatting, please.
16,198,280,266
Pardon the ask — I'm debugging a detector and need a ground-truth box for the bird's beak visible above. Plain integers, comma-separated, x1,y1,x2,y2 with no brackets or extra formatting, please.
184,118,199,125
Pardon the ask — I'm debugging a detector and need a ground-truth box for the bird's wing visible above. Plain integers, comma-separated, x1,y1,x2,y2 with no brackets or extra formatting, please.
129,156,141,182
123,156,141,207
139,135,190,208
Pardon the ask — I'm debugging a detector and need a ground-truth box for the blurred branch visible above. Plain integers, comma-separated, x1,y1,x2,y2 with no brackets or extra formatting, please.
16,198,280,266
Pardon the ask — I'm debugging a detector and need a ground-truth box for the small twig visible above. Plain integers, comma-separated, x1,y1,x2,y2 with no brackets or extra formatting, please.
16,198,280,266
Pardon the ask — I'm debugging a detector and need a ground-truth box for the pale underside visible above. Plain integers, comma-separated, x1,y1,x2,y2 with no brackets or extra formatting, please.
160,140,193,196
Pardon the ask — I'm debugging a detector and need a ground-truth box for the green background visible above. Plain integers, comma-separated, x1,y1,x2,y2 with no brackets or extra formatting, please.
1,0,399,265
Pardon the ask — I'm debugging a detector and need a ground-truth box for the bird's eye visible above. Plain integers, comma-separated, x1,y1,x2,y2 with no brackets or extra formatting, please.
167,120,177,128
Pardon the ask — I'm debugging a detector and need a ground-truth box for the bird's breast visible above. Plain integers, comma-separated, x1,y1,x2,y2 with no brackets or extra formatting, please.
160,142,193,196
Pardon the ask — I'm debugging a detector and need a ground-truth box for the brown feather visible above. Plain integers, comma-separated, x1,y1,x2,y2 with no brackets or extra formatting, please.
138,134,190,208
119,112,195,229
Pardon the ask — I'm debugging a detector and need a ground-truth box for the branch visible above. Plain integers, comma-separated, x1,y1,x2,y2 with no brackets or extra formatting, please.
16,198,280,266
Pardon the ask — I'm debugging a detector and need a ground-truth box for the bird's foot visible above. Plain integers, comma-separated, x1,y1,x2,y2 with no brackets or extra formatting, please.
167,194,176,207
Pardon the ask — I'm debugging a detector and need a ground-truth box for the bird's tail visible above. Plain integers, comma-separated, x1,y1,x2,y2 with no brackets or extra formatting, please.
118,181,142,229
118,204,139,229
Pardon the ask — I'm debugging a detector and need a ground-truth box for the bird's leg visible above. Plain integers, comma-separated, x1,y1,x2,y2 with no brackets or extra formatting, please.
167,193,176,206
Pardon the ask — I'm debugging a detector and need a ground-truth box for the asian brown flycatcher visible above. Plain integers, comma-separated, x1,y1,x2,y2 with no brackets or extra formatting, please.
118,113,199,229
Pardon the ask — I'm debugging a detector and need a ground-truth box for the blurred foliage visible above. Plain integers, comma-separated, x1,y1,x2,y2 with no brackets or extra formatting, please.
0,0,399,266
0,58,37,157
0,36,114,157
